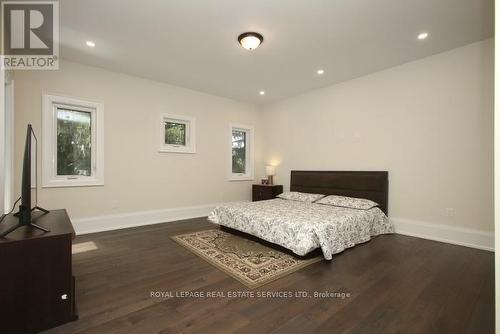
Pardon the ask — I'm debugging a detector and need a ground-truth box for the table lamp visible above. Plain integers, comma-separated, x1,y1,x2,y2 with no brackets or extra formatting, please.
265,165,276,185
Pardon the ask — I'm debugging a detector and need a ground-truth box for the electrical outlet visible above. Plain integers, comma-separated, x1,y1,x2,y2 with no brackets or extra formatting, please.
445,208,455,217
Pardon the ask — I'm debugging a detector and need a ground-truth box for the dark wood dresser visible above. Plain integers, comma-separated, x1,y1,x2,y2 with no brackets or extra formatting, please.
252,184,283,201
0,209,78,333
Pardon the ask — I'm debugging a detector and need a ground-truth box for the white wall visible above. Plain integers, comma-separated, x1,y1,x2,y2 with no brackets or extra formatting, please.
13,60,263,220
261,39,494,232
494,0,499,329
12,40,493,235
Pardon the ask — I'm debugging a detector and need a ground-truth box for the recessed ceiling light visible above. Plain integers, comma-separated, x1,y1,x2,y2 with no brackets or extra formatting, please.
86,40,96,47
317,69,325,75
238,32,264,51
417,32,428,40
259,90,265,95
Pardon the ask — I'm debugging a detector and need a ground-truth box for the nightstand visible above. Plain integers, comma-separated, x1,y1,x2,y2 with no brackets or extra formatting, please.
252,184,283,201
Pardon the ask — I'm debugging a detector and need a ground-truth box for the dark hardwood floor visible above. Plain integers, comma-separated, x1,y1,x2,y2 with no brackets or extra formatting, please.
43,218,494,334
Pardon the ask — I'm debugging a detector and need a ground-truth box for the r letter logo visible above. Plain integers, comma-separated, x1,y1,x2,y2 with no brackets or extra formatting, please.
2,1,59,69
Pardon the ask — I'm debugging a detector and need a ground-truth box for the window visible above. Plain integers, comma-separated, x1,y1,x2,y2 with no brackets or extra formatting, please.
165,122,186,146
230,124,254,181
42,94,104,187
159,113,196,153
56,108,92,176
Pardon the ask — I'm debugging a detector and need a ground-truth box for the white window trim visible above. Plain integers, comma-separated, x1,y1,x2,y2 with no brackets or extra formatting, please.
229,123,254,181
42,94,104,188
159,113,196,154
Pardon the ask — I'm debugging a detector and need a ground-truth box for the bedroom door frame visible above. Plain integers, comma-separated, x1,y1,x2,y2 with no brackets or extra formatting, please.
494,1,499,331
2,74,14,214
0,70,3,214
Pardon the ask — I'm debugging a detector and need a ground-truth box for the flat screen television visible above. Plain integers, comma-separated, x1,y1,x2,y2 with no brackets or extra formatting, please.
0,124,49,237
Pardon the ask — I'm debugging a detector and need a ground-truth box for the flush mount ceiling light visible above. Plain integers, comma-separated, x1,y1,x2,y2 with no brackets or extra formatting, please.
259,90,265,95
86,40,96,47
238,32,264,50
417,32,428,40
317,69,325,75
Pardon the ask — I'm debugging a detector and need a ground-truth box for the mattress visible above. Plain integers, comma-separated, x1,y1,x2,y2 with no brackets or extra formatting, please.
208,198,394,260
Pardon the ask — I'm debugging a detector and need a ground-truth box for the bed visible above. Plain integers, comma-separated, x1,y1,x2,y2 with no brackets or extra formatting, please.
208,171,394,260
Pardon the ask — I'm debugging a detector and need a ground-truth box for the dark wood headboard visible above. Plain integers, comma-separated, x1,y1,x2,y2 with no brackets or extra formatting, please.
290,171,389,215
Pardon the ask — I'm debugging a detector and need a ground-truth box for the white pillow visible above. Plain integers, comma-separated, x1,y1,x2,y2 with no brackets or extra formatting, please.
277,191,325,203
315,195,378,210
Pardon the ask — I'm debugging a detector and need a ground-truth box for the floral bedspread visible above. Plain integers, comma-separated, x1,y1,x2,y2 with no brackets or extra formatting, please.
208,198,394,260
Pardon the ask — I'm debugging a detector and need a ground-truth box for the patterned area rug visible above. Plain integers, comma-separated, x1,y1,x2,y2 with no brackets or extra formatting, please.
171,229,322,288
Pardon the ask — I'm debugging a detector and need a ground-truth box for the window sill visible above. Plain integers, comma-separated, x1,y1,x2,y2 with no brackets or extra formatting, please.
228,176,254,182
159,147,196,154
42,178,104,188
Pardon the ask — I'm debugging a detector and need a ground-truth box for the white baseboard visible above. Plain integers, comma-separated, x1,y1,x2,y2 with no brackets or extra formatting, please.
392,218,494,252
72,203,218,235
72,207,494,252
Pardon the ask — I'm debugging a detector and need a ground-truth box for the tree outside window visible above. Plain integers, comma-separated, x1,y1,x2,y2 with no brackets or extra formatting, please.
232,130,246,173
165,122,186,146
56,109,92,176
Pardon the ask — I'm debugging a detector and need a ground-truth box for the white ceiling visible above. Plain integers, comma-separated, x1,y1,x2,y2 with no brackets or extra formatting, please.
59,0,494,105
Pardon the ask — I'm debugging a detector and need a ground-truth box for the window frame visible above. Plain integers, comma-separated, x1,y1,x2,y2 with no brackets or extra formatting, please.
229,123,254,181
42,94,104,188
159,113,196,154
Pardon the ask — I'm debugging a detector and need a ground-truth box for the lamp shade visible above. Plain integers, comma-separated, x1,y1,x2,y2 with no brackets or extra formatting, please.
265,165,276,176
